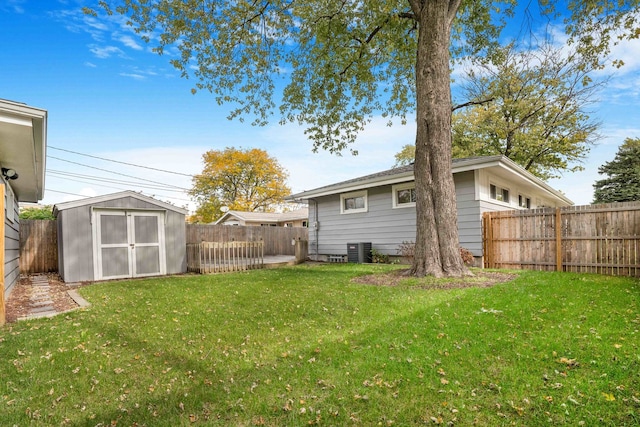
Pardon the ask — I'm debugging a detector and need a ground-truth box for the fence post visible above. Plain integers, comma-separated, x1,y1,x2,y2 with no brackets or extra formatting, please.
294,239,308,264
482,212,493,268
555,208,563,272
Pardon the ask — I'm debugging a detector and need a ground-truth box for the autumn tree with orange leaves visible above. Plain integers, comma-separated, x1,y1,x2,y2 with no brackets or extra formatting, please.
189,147,291,223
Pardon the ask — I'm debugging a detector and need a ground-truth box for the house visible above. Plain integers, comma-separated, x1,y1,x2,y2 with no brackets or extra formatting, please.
286,155,573,263
53,191,188,283
215,208,308,227
0,99,47,323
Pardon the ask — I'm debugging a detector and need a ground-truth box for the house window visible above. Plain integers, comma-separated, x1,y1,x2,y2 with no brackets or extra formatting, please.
392,183,416,208
340,190,368,214
284,222,293,227
518,194,531,209
302,221,308,227
490,184,510,203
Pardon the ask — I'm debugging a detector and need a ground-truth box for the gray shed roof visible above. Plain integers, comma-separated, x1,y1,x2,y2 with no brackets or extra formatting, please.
53,190,189,216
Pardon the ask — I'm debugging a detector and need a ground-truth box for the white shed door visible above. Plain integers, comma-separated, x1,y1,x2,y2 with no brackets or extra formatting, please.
93,210,166,280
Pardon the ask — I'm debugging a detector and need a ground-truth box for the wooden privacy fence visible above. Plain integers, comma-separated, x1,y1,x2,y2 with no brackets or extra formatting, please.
483,202,640,277
187,241,264,274
186,224,308,256
19,219,58,274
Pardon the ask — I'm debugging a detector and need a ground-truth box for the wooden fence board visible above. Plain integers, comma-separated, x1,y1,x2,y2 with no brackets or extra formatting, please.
186,241,264,274
186,224,308,256
483,201,640,277
19,220,58,274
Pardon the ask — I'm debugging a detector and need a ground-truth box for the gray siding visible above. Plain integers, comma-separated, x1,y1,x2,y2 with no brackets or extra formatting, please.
4,184,20,299
57,205,94,283
310,171,485,258
58,196,186,283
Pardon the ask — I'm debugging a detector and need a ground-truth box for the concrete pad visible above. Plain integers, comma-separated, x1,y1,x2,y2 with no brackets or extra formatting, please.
30,305,55,313
31,300,54,307
67,290,91,309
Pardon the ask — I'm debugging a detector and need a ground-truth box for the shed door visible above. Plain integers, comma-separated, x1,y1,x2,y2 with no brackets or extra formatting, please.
94,210,166,280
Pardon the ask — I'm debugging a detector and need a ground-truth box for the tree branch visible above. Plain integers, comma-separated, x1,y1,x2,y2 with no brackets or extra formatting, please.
451,97,494,112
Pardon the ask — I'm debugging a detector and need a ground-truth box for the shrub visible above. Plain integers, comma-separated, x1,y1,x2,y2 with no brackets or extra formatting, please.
459,247,475,265
396,241,415,259
371,248,390,264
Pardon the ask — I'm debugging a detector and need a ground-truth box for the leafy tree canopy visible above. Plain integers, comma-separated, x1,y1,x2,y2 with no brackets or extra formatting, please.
189,147,290,223
19,206,55,220
395,42,604,179
89,0,640,277
593,138,640,203
394,144,416,168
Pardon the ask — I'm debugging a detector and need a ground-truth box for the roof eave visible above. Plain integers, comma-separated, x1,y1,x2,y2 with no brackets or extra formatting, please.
53,190,189,216
286,155,573,206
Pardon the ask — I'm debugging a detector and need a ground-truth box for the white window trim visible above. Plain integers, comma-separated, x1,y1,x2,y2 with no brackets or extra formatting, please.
518,194,532,209
489,182,511,205
392,182,416,209
340,190,368,214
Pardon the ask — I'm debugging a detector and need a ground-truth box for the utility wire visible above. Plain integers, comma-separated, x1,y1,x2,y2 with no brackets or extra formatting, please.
45,189,90,198
47,172,193,202
48,155,190,191
49,145,195,177
48,169,188,192
46,188,192,206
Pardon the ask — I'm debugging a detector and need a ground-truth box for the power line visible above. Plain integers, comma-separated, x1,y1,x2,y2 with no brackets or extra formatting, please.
48,169,188,192
47,172,194,203
49,145,195,177
45,189,90,198
48,155,190,191
46,188,193,207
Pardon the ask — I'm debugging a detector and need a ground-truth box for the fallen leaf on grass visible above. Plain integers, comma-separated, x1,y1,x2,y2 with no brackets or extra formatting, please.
558,357,579,367
602,392,616,401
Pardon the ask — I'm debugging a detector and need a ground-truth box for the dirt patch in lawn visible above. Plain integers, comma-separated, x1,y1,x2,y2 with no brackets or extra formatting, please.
352,269,519,289
5,275,82,323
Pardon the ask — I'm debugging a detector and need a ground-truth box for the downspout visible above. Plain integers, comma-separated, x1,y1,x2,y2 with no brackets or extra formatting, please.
310,198,319,261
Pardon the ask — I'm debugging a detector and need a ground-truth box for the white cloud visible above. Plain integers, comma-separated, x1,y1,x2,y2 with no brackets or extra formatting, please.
119,72,146,80
2,0,25,13
89,44,126,59
115,34,144,51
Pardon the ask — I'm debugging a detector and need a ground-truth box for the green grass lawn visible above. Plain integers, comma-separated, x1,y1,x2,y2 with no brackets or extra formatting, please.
1,264,638,426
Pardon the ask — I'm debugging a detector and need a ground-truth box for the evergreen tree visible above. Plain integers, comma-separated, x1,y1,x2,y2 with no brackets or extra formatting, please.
593,138,640,203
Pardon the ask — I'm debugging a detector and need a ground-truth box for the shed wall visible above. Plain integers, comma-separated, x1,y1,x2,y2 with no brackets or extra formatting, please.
58,196,186,283
309,171,482,258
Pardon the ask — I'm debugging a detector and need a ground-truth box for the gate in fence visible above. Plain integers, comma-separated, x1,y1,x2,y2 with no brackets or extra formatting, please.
186,241,264,274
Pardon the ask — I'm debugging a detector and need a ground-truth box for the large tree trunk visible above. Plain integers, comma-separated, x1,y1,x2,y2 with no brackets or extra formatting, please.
410,0,469,277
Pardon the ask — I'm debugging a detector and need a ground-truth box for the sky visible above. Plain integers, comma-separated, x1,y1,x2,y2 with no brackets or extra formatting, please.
1,0,639,212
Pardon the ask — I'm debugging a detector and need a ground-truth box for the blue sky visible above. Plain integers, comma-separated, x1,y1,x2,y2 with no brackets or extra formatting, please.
2,0,639,211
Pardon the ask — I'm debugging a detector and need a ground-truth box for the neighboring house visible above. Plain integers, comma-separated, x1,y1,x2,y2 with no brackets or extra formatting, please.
287,155,573,263
53,191,187,283
0,99,47,312
215,208,309,227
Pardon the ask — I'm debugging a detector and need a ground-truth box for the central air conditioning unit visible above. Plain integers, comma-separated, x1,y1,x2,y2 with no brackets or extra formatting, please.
347,242,372,263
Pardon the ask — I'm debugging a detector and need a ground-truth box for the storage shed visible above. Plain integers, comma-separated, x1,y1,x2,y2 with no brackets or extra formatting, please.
53,191,188,283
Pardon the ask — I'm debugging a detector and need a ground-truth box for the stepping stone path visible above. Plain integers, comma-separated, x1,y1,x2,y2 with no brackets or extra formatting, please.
24,274,57,319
